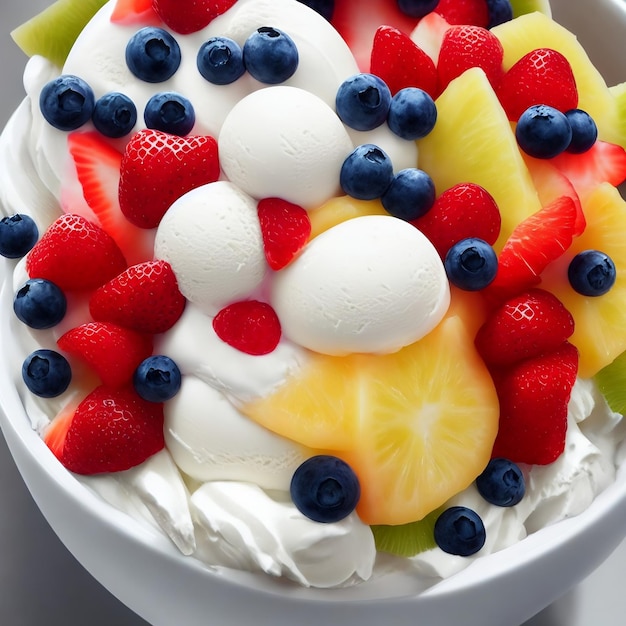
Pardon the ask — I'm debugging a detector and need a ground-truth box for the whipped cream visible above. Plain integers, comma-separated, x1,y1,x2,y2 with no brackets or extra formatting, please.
0,0,625,591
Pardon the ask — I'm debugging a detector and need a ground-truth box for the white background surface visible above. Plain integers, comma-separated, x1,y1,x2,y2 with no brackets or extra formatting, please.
1,1,626,624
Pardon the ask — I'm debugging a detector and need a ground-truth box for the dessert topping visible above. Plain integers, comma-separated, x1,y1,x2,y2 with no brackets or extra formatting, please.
444,237,498,291
125,26,181,83
0,214,39,259
133,354,182,402
475,458,525,507
434,506,486,556
14,279,67,330
568,250,617,297
22,349,72,398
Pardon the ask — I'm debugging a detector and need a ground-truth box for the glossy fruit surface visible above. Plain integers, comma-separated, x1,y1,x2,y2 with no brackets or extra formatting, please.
14,279,67,330
434,506,486,556
22,349,72,398
476,458,525,506
0,214,39,259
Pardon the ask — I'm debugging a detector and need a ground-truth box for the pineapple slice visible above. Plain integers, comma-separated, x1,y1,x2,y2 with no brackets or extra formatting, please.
492,12,626,148
417,67,542,252
541,184,626,378
241,312,499,526
308,196,387,240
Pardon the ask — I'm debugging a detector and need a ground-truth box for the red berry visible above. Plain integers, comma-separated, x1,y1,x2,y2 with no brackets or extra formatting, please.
151,0,236,34
489,195,578,295
475,289,575,367
491,342,579,465
26,214,127,291
46,385,164,474
411,182,501,259
90,260,186,334
111,0,160,25
58,322,153,388
435,0,489,27
370,26,439,98
119,129,220,229
213,300,282,355
437,25,504,91
496,48,578,121
257,198,311,271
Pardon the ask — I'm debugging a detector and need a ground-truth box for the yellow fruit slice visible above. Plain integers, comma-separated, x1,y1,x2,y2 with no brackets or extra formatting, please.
492,12,625,148
509,0,552,18
417,67,542,251
242,314,499,526
308,196,387,240
541,183,626,378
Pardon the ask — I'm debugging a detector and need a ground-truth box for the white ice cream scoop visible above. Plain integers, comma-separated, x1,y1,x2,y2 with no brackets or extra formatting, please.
271,214,451,355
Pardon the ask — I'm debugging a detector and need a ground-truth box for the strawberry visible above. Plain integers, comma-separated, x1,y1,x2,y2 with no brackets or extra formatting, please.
68,132,155,265
437,25,504,91
151,0,237,34
370,26,439,98
488,195,578,295
58,322,153,388
551,141,626,198
491,342,579,465
411,182,501,259
257,198,311,271
475,289,575,367
111,0,161,25
45,385,164,475
118,129,220,229
496,48,578,121
213,300,282,355
26,214,127,291
435,0,489,28
90,260,186,334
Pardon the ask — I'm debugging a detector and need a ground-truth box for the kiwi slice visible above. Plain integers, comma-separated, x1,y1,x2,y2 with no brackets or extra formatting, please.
509,0,552,19
11,0,110,68
371,507,442,557
595,350,626,415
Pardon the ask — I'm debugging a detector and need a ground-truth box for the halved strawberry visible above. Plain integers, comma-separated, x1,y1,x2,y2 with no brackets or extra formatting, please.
111,0,161,25
491,341,579,465
475,289,575,367
68,132,155,265
58,322,153,388
45,385,164,475
488,195,579,296
435,0,489,27
26,214,127,291
437,25,504,91
90,260,186,334
213,300,282,355
370,26,439,97
411,182,501,259
496,48,578,121
119,129,220,229
257,198,311,271
151,0,237,34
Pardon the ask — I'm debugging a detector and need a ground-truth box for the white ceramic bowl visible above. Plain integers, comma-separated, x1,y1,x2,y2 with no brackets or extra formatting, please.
2,1,626,625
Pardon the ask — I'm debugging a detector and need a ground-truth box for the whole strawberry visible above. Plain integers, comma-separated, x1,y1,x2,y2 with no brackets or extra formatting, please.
45,385,165,474
119,129,220,229
152,0,237,34
90,260,186,334
26,214,127,291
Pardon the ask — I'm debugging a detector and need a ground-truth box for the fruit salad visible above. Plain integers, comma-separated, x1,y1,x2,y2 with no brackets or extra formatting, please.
1,0,626,589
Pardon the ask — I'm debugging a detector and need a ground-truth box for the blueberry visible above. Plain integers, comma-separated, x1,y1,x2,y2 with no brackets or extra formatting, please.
0,214,38,258
515,104,573,159
144,92,195,136
22,349,72,398
565,109,598,154
381,168,435,221
134,355,182,403
568,249,616,296
396,0,440,18
92,92,138,138
387,87,437,140
243,27,299,84
434,506,486,556
39,75,95,131
485,0,513,28
336,73,392,131
197,37,245,85
126,27,181,83
295,0,335,20
476,458,525,507
444,238,498,291
14,279,67,330
290,455,360,523
340,144,394,200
